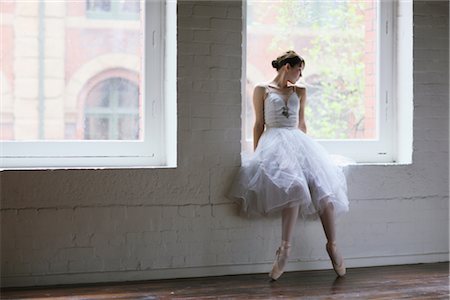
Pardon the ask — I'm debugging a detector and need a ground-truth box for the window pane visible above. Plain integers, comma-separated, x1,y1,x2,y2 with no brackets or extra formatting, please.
118,115,139,140
86,80,110,108
120,0,140,14
84,117,109,140
0,1,143,141
84,78,139,140
246,0,378,140
117,79,139,107
86,0,111,12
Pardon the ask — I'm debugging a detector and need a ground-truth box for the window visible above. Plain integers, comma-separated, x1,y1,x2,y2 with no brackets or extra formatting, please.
84,77,140,140
86,0,141,20
0,0,177,169
244,0,411,163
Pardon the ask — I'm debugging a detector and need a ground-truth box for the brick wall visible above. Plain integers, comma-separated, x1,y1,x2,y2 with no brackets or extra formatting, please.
0,0,448,288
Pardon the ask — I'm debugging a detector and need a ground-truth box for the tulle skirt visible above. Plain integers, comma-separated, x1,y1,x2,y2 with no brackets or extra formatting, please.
228,127,350,219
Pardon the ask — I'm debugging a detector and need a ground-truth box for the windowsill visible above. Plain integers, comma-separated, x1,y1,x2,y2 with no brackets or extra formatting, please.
343,161,412,167
0,165,178,172
1,160,413,172
0,155,177,171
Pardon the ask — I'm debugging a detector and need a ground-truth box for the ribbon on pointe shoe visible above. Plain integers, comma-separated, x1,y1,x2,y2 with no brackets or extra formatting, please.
269,241,291,281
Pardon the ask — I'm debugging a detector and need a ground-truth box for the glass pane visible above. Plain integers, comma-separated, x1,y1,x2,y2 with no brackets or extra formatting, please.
118,79,139,107
0,1,144,141
86,81,110,108
87,0,111,12
0,123,14,140
118,115,139,140
120,0,140,14
65,123,76,140
84,117,109,140
246,0,378,141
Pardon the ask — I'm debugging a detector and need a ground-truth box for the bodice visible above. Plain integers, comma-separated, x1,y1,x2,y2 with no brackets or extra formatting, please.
264,86,300,128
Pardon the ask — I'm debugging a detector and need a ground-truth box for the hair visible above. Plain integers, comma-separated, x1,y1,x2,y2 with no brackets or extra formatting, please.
271,50,305,71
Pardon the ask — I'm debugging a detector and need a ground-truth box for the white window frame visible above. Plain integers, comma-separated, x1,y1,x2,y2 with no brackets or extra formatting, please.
0,0,177,169
244,1,406,164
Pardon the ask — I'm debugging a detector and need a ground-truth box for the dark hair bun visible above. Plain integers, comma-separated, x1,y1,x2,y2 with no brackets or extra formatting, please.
271,60,279,69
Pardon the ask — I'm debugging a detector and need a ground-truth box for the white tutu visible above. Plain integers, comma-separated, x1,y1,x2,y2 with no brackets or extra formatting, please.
228,85,349,219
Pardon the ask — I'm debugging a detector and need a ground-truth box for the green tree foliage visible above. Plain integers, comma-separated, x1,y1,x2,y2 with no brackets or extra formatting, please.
275,0,367,139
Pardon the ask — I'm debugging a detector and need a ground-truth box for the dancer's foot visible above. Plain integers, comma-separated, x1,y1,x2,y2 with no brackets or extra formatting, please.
269,241,291,281
326,241,346,277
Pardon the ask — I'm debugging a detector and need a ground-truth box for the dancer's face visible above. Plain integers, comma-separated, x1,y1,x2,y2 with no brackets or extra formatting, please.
286,63,304,84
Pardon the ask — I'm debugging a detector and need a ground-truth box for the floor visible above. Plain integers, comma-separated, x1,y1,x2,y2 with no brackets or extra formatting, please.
1,262,449,299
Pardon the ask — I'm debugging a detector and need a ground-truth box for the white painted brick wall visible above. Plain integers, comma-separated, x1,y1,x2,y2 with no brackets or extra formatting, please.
0,0,448,288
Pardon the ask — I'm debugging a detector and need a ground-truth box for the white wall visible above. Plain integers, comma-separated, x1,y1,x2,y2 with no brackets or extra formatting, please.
1,0,448,288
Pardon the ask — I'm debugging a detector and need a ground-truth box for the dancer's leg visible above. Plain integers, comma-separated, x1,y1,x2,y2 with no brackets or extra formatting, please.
320,201,346,276
319,202,336,243
269,205,299,280
281,205,299,243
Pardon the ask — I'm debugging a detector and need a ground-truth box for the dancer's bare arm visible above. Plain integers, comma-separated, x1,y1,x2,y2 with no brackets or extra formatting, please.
253,85,266,150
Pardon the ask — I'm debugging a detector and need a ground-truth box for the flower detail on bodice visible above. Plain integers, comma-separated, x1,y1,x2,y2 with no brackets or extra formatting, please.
264,87,300,128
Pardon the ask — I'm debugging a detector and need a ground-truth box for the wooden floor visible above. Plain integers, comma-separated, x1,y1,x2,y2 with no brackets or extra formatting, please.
1,262,448,299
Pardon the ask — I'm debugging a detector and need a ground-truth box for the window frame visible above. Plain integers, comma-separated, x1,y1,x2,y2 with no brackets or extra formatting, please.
0,1,172,169
243,0,400,164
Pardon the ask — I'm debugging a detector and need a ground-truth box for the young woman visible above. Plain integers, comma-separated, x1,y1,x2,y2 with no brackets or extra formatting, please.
228,50,349,280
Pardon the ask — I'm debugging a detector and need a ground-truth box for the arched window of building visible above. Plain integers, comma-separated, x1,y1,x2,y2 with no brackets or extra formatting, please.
86,0,140,20
84,77,139,140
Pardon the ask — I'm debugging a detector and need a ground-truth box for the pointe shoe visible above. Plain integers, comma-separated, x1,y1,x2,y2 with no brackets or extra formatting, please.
269,242,291,281
326,241,346,277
